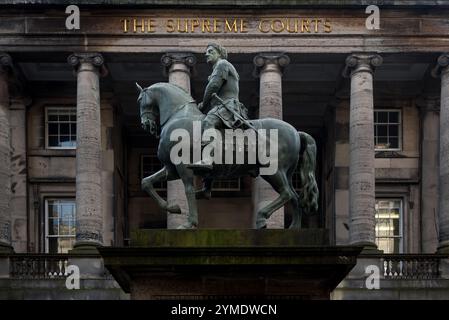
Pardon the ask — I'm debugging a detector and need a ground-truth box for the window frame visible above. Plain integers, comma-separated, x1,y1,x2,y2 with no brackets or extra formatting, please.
374,109,402,152
45,106,77,150
44,198,76,254
375,198,404,254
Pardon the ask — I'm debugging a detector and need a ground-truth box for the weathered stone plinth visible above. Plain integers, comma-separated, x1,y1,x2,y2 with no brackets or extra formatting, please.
99,230,361,300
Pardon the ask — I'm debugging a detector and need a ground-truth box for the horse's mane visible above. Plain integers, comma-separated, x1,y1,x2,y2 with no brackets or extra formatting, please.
150,82,195,102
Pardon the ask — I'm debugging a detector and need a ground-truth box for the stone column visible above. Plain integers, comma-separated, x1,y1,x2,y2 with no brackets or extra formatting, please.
0,53,12,252
417,98,440,253
252,53,290,228
344,53,382,248
161,53,196,229
68,53,106,249
433,53,449,253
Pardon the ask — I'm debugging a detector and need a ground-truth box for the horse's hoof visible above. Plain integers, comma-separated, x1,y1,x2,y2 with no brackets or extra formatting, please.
288,223,301,230
256,219,267,229
167,204,182,214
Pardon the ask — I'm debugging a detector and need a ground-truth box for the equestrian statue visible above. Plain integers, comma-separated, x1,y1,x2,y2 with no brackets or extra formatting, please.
136,43,319,229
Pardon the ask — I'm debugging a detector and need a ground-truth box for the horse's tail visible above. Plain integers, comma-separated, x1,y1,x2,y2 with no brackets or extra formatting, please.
297,131,319,214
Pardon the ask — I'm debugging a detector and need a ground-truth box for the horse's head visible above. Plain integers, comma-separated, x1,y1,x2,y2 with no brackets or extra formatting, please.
136,82,159,137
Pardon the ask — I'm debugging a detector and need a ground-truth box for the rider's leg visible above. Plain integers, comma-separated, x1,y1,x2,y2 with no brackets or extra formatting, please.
200,114,222,165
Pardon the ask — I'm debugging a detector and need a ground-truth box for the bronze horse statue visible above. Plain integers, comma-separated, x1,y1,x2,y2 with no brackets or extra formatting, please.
136,82,318,229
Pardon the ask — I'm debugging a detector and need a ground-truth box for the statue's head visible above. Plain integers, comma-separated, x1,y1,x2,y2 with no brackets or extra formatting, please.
205,43,227,64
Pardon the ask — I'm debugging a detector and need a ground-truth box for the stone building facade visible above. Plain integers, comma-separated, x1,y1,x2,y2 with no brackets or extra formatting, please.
0,0,449,299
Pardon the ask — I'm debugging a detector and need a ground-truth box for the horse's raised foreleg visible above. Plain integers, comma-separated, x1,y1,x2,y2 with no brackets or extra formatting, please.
176,166,199,229
256,171,296,229
141,166,180,213
142,167,168,210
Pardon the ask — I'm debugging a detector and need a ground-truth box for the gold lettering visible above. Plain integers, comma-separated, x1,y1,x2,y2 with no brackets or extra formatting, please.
133,18,145,33
312,18,321,33
271,19,285,33
301,19,310,33
177,19,188,33
202,19,211,33
148,19,156,33
121,19,130,33
166,19,175,33
240,19,248,33
191,19,200,33
258,19,270,33
213,19,221,33
225,19,238,33
285,18,298,33
324,19,332,33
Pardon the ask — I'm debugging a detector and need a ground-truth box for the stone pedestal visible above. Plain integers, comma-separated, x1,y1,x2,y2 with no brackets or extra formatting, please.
99,229,361,300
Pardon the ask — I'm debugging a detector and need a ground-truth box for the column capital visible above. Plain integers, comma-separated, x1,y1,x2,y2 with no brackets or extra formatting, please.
161,52,196,77
343,53,382,77
253,53,290,77
431,53,449,78
67,53,107,76
0,53,13,74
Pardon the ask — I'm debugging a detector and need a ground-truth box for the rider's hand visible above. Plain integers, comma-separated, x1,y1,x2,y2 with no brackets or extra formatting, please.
198,102,203,110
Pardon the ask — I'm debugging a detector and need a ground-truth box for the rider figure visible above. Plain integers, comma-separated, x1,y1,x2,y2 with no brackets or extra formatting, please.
189,43,249,171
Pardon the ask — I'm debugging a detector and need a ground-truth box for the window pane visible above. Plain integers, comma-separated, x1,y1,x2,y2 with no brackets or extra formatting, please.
46,199,76,253
48,136,58,147
389,125,398,137
46,108,76,149
377,125,387,136
48,218,58,236
389,112,399,123
389,138,399,149
375,199,402,253
60,123,70,135
48,123,58,135
377,112,388,123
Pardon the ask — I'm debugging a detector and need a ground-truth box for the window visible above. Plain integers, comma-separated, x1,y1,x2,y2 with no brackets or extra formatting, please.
141,154,167,190
374,110,401,151
45,199,76,253
46,107,77,149
375,199,403,253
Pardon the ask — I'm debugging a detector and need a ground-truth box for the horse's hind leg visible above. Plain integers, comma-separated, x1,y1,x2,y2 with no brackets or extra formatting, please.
256,170,295,229
288,178,302,229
